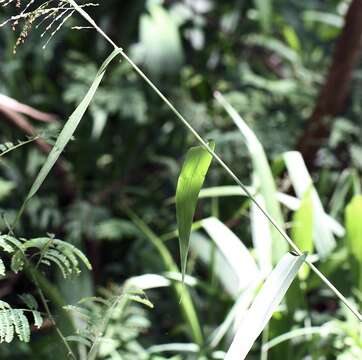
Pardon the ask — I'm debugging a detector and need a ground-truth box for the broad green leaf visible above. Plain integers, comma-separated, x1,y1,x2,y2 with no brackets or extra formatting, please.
225,252,306,360
215,92,287,264
16,48,121,221
291,188,313,279
284,151,336,259
176,142,214,281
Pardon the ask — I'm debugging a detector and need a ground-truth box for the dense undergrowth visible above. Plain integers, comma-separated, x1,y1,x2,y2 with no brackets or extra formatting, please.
0,0,361,359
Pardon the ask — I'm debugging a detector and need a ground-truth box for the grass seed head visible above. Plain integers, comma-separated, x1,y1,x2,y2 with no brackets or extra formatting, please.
0,0,98,53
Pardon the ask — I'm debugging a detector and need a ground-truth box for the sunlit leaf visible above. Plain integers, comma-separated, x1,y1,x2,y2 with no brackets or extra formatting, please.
202,217,260,294
176,142,214,281
225,252,306,360
291,188,313,279
215,92,287,264
284,151,336,259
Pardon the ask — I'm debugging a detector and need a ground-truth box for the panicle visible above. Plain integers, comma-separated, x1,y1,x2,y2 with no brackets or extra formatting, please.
0,0,99,53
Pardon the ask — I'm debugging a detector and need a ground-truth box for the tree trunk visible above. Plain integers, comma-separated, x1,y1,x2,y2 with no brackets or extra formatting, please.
297,0,362,167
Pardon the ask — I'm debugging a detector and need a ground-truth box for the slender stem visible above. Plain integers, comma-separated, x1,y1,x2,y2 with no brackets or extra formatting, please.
67,0,362,322
28,264,77,360
0,136,39,158
125,207,204,345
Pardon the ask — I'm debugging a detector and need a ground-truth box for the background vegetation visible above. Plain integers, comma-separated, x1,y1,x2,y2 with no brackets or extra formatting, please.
0,0,361,359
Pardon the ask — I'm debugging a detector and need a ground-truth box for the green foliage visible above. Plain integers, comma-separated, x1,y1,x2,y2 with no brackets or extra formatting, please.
176,142,214,281
0,298,42,344
17,48,121,221
0,234,91,278
63,286,153,360
0,0,362,359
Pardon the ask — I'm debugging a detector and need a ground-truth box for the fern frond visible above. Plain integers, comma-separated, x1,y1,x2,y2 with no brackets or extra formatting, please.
0,300,42,343
43,250,71,278
63,305,91,322
1,310,14,343
0,300,11,310
11,309,30,342
0,236,14,253
53,240,92,270
10,250,25,273
0,258,5,277
0,235,91,278
32,311,43,329
0,234,23,253
65,335,92,347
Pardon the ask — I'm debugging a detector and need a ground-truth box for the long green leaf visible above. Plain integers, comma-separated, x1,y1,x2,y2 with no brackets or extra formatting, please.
176,142,214,280
225,252,306,360
201,217,259,296
215,92,287,264
345,195,362,291
284,151,336,259
291,188,313,279
16,48,121,222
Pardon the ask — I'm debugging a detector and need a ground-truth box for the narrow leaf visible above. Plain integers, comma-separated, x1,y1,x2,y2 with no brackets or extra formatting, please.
176,142,214,280
346,195,362,262
225,252,306,360
16,48,121,221
284,151,336,259
345,195,362,291
291,188,313,279
191,232,239,297
215,92,287,264
201,217,259,294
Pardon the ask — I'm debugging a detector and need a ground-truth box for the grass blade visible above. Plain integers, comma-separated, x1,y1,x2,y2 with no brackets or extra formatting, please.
284,151,336,259
16,48,121,223
291,188,314,254
176,142,214,281
202,217,260,294
225,252,306,360
215,92,287,264
191,232,238,297
345,195,362,291
291,188,313,279
209,282,261,348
